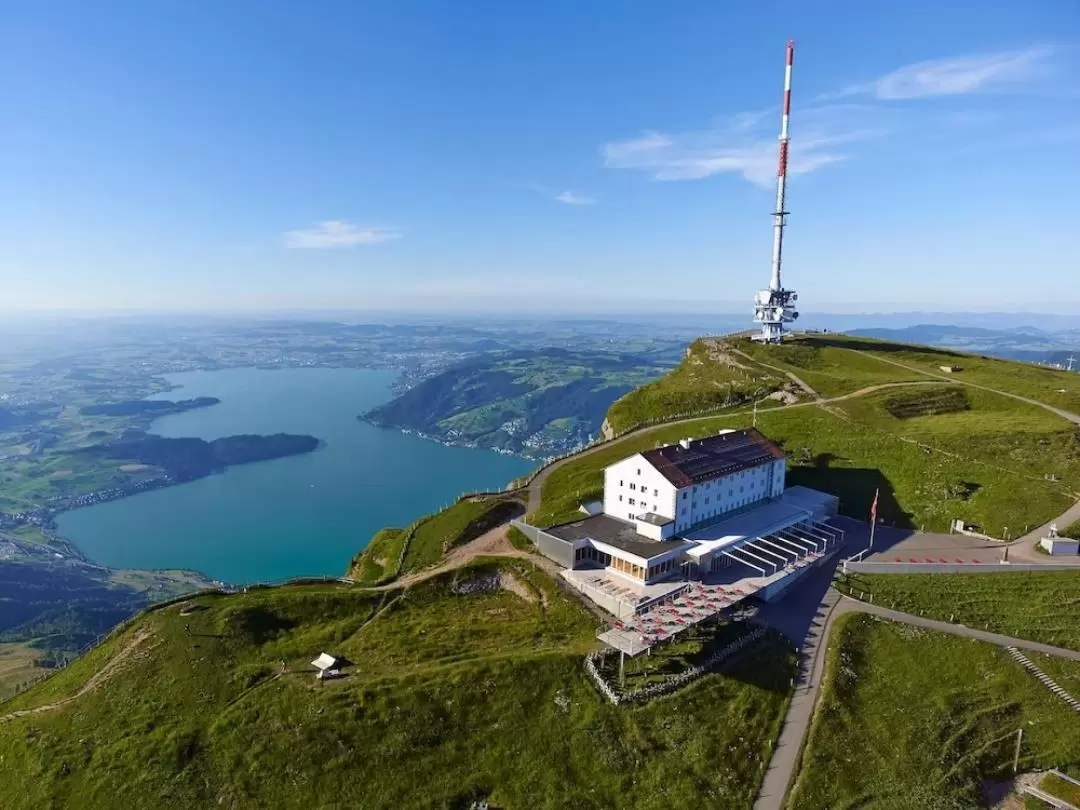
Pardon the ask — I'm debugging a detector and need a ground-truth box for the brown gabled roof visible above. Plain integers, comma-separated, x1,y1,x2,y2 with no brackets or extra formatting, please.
641,428,784,488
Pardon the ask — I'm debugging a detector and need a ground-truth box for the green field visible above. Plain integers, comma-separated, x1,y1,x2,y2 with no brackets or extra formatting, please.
1061,520,1080,539
0,561,793,809
856,341,1080,415
537,385,1076,536
738,333,1080,412
836,571,1080,651
604,338,785,435
737,335,930,397
787,613,1080,810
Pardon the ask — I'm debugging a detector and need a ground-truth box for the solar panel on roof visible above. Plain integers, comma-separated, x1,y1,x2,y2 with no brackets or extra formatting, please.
642,428,783,487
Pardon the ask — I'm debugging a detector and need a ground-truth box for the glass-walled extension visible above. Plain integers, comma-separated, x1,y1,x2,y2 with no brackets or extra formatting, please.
611,556,645,580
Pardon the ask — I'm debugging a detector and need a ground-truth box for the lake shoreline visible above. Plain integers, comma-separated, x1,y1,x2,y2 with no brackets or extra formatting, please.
54,367,534,584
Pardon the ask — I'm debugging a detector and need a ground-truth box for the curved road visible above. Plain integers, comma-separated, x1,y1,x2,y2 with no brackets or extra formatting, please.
753,593,1080,810
525,379,960,516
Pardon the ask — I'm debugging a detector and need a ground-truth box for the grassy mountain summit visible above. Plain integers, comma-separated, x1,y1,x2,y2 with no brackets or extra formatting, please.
532,333,1080,534
604,338,789,435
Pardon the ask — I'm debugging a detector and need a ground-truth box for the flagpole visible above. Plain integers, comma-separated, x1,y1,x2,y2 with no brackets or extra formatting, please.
868,488,879,552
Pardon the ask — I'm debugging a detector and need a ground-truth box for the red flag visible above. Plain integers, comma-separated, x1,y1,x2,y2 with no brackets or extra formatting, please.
870,488,879,524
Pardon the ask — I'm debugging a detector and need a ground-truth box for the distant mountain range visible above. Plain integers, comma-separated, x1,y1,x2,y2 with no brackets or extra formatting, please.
846,325,1079,368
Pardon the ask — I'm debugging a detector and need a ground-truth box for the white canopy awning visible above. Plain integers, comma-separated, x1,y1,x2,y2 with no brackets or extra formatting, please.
311,652,339,671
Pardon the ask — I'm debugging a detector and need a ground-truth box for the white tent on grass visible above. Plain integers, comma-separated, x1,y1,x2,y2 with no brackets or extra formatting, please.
311,652,342,679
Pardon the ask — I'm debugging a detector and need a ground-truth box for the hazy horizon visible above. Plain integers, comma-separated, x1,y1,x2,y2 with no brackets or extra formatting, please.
2,306,1079,334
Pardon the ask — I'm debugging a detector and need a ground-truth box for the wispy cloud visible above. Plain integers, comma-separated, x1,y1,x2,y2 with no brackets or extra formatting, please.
555,190,596,205
602,109,882,188
830,45,1054,101
283,220,402,249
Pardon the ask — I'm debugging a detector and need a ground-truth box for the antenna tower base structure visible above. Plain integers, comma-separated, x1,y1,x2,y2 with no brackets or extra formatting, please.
751,39,799,344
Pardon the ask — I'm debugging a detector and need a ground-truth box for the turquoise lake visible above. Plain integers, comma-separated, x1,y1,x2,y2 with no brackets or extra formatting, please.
55,368,535,584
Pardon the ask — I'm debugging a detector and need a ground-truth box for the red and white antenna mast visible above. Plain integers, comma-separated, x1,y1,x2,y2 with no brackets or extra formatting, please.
752,40,800,343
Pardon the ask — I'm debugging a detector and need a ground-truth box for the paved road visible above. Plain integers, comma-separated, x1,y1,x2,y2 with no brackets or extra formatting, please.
753,590,1080,810
1010,498,1080,562
753,556,847,810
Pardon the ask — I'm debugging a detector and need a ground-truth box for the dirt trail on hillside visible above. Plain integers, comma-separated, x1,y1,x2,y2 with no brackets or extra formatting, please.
728,346,823,401
0,628,154,723
372,524,563,592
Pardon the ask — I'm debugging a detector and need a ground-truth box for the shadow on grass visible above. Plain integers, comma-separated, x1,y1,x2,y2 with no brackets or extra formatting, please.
719,632,799,694
786,465,913,530
225,606,298,646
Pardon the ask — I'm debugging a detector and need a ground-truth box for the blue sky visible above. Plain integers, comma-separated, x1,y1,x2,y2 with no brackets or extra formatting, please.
1,1,1077,314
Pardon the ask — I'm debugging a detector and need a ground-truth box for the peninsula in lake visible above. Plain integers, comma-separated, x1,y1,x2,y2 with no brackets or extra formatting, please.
361,347,680,457
79,396,220,418
80,432,321,482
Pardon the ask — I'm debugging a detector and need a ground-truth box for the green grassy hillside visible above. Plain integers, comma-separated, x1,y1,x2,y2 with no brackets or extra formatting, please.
604,338,787,435
740,333,1080,408
736,335,929,397
837,570,1080,651
787,614,1080,810
364,348,678,457
349,495,525,584
538,332,1080,536
346,527,405,583
0,561,794,809
538,382,1077,535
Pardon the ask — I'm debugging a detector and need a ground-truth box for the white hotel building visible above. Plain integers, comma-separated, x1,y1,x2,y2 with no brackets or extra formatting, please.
523,428,842,618
603,430,787,539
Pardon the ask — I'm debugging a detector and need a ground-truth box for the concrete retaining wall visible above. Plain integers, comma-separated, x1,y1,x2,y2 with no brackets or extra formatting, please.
511,520,575,568
846,561,1080,574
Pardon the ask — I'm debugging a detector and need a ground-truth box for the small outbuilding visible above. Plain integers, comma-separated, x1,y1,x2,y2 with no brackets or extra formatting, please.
1040,525,1079,556
1041,536,1079,556
311,652,347,680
